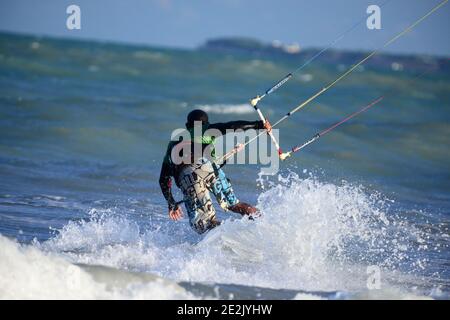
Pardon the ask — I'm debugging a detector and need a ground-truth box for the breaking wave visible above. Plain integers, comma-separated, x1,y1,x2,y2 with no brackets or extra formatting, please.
0,235,195,299
2,173,445,299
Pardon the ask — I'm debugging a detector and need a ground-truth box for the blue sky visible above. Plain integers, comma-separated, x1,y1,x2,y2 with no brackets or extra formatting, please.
0,0,449,56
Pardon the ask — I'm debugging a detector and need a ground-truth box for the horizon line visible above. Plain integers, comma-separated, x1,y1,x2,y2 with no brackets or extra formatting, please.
0,29,448,60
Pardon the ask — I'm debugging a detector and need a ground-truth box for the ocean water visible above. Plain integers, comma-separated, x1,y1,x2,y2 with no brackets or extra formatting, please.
0,32,449,299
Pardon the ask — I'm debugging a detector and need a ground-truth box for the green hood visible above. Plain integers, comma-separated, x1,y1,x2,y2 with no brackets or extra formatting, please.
188,124,216,145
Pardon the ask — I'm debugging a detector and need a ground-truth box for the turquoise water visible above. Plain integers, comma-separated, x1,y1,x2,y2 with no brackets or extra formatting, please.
0,32,449,299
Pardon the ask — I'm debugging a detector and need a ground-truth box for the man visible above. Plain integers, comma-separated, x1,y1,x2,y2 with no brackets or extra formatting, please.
159,109,272,234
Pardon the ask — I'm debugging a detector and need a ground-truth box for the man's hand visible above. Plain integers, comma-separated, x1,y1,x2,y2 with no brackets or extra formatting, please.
169,206,183,221
264,120,272,133
234,143,244,153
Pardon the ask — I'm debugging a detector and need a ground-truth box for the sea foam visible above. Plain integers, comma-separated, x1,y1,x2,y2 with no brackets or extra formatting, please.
0,235,195,299
35,174,433,297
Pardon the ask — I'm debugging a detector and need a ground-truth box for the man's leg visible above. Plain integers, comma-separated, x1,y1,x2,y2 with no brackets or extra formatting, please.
178,164,220,234
210,165,259,216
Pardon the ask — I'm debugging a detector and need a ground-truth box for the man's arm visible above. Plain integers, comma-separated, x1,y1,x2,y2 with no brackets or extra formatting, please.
209,120,265,135
159,160,177,211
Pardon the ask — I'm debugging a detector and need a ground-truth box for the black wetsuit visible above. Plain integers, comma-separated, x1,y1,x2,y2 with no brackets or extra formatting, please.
159,120,264,210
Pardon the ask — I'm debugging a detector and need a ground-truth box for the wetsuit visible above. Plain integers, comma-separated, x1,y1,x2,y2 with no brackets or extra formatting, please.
159,120,264,233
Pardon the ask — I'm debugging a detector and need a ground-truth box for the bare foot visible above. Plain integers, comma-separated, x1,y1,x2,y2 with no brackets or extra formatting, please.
228,202,259,216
